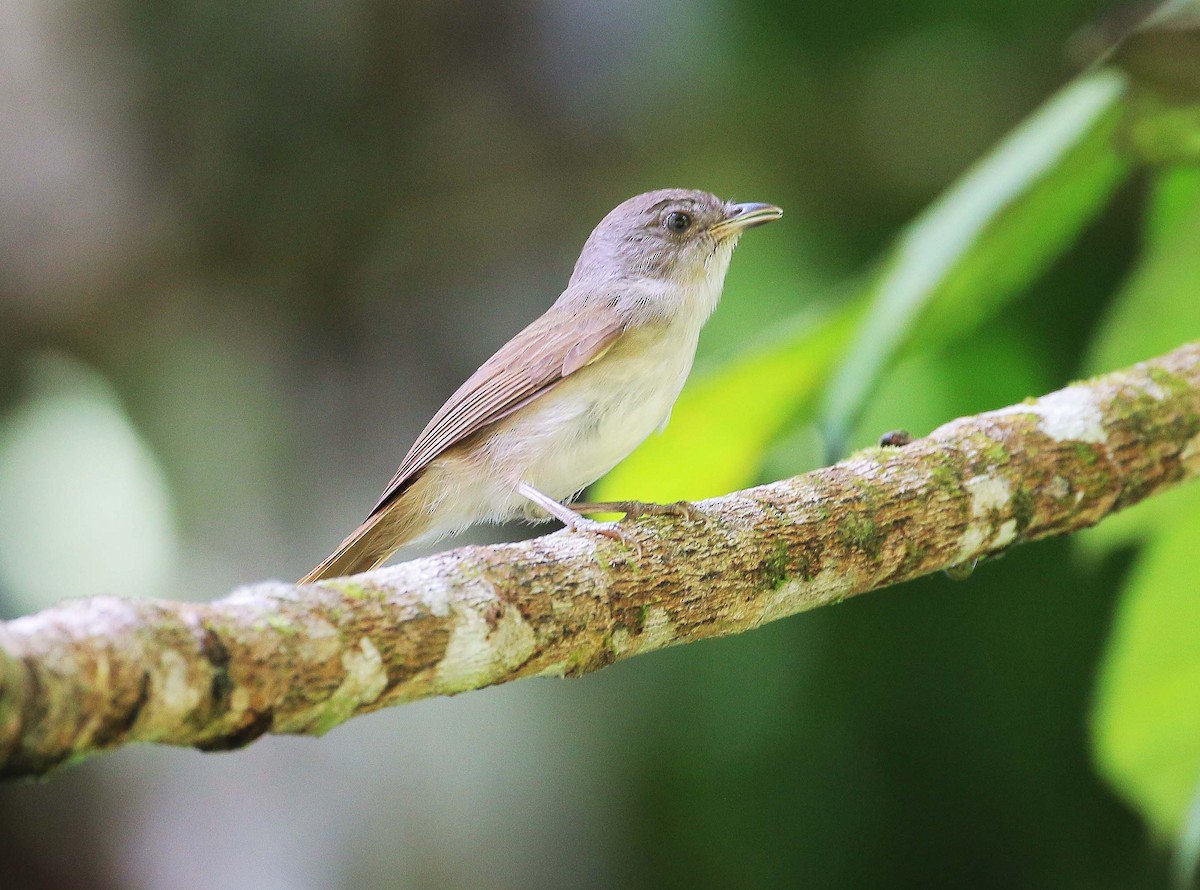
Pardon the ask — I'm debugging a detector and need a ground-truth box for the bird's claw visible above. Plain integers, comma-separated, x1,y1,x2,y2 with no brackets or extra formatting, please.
644,500,706,522
566,517,644,557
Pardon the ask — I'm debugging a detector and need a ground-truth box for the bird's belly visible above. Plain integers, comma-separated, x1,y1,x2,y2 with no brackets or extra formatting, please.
493,331,695,501
536,380,678,496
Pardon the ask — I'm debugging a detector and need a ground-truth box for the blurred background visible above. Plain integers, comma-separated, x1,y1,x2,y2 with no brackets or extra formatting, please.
2,0,1199,887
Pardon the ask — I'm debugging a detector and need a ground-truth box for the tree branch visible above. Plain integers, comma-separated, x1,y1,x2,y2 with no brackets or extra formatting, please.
3,343,1199,778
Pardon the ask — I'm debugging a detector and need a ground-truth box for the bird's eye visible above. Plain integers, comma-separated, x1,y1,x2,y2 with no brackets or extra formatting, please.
665,211,692,233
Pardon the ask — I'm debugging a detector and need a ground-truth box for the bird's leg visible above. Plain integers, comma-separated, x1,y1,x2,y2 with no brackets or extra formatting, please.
571,499,706,521
517,482,640,550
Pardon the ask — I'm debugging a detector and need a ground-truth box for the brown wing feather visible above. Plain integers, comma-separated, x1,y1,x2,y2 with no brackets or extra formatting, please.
368,303,625,516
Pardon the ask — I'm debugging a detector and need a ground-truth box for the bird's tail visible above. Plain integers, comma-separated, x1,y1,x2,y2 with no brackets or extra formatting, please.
299,490,432,584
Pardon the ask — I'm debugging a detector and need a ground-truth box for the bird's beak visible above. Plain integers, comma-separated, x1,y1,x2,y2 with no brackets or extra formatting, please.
710,202,784,239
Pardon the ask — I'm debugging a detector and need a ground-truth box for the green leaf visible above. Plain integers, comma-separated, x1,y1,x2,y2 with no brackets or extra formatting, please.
844,324,1050,453
1147,163,1200,240
820,71,1130,457
1078,166,1200,552
1119,93,1200,165
1092,514,1200,839
1088,166,1200,375
592,305,859,503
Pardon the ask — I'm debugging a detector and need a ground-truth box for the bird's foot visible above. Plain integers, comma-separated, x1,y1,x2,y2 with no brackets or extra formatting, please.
572,499,705,522
517,482,644,555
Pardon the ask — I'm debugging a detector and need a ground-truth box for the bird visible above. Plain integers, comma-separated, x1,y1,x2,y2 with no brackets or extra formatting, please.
301,188,782,583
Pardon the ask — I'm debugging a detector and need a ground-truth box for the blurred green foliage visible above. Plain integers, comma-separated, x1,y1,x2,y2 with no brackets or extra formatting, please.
599,69,1130,501
1085,163,1200,866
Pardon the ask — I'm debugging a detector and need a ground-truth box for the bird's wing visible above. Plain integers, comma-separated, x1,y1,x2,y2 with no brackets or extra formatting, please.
368,303,625,516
